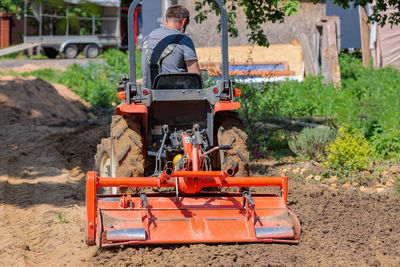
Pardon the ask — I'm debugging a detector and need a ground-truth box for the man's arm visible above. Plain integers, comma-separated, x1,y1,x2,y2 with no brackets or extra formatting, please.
186,60,201,75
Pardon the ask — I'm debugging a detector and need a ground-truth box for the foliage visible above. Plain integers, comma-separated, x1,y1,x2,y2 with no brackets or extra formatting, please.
57,211,69,224
332,0,400,26
59,49,140,109
195,0,400,46
236,83,286,159
325,128,372,171
194,0,299,46
237,53,400,160
338,54,400,135
21,68,63,83
370,127,400,159
42,1,102,36
0,0,25,18
250,128,294,160
289,127,337,160
1,0,101,35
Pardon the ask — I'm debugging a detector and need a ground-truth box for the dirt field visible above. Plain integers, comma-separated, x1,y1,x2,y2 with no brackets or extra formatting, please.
1,77,399,266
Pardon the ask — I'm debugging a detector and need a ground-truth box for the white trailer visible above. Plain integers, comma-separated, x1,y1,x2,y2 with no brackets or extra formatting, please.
23,0,121,58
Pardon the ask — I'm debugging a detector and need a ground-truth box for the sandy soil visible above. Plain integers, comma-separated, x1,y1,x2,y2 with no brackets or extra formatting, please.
0,77,399,266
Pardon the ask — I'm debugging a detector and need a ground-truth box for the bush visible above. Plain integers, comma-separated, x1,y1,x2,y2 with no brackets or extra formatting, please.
325,127,372,171
370,127,400,160
288,127,337,160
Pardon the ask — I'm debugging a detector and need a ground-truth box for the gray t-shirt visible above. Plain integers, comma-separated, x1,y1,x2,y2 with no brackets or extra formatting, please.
141,27,198,88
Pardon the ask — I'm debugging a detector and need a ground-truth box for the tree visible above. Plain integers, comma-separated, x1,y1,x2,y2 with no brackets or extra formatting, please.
195,0,400,46
0,0,25,18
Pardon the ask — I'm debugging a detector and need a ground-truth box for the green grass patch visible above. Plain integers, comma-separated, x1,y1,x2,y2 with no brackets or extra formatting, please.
0,50,48,60
21,68,64,84
59,48,141,108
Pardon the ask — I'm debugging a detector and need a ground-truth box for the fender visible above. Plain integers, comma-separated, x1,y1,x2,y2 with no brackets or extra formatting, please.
115,102,148,150
115,102,148,128
214,101,240,115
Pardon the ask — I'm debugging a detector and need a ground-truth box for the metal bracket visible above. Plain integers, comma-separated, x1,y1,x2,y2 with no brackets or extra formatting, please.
140,192,148,208
242,191,254,207
155,125,168,174
175,177,179,201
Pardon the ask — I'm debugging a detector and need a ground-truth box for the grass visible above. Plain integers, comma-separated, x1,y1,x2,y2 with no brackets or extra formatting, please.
58,49,141,108
0,50,48,60
21,68,64,84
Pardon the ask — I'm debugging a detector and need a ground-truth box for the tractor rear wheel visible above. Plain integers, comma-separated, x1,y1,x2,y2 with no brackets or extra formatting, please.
94,137,112,194
110,115,144,193
217,117,250,190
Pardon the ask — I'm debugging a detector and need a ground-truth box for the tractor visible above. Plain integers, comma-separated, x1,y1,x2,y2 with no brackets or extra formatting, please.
85,0,300,247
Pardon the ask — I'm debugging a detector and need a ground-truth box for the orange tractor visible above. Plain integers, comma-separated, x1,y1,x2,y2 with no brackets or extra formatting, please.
85,0,300,247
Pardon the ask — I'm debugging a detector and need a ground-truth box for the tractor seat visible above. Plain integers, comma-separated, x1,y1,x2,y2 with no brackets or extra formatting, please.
152,73,203,89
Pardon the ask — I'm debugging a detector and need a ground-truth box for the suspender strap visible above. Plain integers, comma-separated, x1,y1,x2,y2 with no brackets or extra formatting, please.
142,34,185,87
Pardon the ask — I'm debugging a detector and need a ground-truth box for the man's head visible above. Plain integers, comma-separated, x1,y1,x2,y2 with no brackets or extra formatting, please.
165,5,190,32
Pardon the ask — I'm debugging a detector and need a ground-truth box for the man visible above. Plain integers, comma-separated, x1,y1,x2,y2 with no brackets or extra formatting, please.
141,5,201,89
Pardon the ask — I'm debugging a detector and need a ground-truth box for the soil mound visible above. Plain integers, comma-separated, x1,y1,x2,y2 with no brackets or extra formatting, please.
0,76,87,125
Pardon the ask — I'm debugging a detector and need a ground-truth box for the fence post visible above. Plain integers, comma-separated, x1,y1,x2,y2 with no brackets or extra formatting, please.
0,12,11,48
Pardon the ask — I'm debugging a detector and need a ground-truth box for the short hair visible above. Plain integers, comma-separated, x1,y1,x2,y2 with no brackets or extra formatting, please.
166,5,190,23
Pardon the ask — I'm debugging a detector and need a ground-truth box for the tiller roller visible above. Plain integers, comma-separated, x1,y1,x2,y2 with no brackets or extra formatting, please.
85,0,300,247
86,133,300,247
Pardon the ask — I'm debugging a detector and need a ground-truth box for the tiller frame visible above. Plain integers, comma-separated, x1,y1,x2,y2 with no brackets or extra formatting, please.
86,169,301,247
86,133,300,247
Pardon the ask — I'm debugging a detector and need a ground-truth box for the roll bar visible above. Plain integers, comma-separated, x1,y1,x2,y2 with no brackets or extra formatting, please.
128,0,229,84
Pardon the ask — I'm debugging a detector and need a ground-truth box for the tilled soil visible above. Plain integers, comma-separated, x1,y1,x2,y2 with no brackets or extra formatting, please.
1,77,399,266
92,182,400,267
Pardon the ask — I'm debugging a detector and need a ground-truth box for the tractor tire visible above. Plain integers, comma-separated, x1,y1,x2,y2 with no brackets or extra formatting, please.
217,117,250,191
110,115,144,193
94,137,112,194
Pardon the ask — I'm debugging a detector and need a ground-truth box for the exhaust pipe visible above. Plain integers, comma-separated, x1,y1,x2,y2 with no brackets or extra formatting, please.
224,162,237,177
165,168,173,176
225,168,235,177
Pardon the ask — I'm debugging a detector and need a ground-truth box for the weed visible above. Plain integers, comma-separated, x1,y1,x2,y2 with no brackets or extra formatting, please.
57,211,69,224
